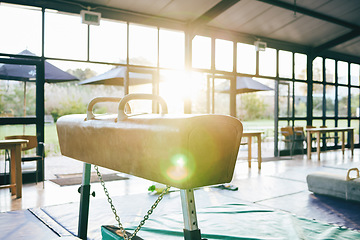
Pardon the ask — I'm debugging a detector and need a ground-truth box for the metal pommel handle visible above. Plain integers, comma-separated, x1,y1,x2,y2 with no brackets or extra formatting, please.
346,168,359,181
118,93,168,121
87,97,131,120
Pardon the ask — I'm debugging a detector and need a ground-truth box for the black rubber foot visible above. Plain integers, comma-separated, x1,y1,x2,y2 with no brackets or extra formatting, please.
184,228,207,240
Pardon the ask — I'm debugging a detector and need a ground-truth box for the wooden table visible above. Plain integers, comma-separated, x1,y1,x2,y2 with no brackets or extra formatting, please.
0,139,28,198
306,127,354,161
242,131,264,169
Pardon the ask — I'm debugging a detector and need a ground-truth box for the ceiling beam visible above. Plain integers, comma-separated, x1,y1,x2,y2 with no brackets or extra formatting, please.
257,0,360,31
313,30,360,54
189,0,239,30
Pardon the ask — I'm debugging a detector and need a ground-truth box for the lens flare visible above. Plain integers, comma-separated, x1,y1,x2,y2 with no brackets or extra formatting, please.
165,153,195,182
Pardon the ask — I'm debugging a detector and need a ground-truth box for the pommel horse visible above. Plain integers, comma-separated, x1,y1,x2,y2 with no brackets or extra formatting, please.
57,94,243,240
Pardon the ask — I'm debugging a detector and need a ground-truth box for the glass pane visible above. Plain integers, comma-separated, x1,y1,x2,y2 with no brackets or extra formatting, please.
237,43,256,75
350,119,359,144
294,53,307,80
0,124,36,139
324,120,335,128
249,78,274,120
89,19,127,63
192,36,211,69
190,72,208,114
215,39,233,72
279,81,293,118
127,70,153,113
129,82,152,94
313,83,323,117
312,119,323,128
294,120,306,128
294,81,307,117
325,58,335,83
312,57,323,82
279,50,292,79
325,85,335,117
338,61,348,85
159,29,184,69
0,80,36,117
0,4,42,55
338,120,347,128
129,23,157,67
259,48,276,77
159,69,188,114
45,11,87,60
338,86,348,117
351,88,359,117
351,63,359,86
214,78,230,115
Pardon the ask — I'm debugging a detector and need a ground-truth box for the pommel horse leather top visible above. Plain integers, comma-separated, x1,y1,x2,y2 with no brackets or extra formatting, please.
57,94,243,189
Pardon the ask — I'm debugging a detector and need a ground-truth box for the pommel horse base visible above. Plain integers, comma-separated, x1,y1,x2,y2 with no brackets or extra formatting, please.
57,94,243,240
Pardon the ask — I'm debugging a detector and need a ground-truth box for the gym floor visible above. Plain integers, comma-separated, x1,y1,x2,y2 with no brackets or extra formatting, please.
1,147,360,238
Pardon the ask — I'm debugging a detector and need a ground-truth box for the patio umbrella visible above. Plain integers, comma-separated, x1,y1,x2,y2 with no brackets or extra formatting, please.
79,66,154,86
0,49,78,121
0,49,78,83
218,77,273,94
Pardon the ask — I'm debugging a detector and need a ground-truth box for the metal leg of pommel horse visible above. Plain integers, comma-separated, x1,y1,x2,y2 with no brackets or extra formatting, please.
180,189,206,240
78,163,92,240
78,165,204,240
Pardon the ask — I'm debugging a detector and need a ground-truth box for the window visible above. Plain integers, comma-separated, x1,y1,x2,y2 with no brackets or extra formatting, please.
159,29,184,69
294,82,307,117
45,11,87,60
159,69,187,113
338,86,348,117
351,63,359,86
338,61,348,85
259,47,276,77
0,79,36,117
129,23,157,67
192,36,211,69
350,119,359,144
312,83,323,117
294,53,306,80
0,4,42,55
279,50,293,79
351,88,359,117
312,57,323,82
190,72,208,114
213,78,230,115
325,59,335,83
215,39,233,72
325,85,335,117
237,43,256,75
89,19,127,63
278,81,293,118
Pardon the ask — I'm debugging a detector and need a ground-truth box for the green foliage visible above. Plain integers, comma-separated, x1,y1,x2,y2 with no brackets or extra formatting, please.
351,94,359,117
238,93,268,121
0,92,4,113
1,82,36,116
51,96,87,122
295,101,306,116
